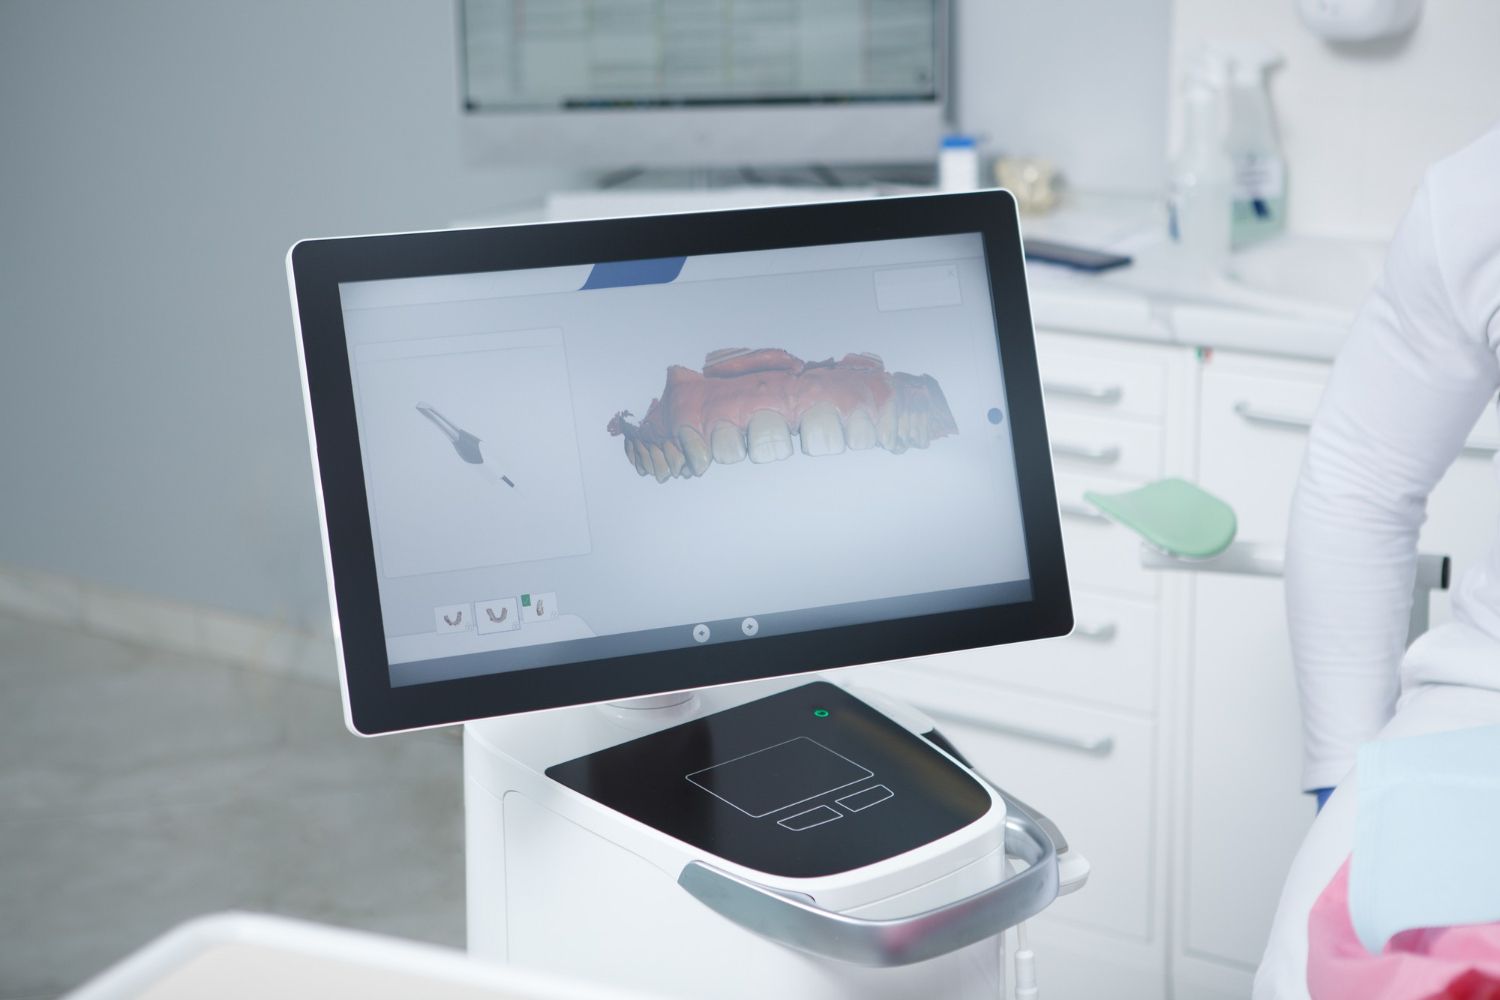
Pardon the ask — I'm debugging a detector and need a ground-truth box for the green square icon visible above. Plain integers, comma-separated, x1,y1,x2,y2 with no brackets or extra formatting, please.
521,594,532,607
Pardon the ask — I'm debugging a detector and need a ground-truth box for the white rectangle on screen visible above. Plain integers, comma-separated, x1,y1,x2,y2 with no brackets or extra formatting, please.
353,329,592,579
872,264,962,312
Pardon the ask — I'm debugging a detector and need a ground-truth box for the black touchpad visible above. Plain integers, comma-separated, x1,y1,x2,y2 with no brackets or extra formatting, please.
545,681,991,879
687,737,872,818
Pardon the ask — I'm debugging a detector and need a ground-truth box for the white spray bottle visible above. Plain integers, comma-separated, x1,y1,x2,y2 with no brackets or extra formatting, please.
1213,44,1287,246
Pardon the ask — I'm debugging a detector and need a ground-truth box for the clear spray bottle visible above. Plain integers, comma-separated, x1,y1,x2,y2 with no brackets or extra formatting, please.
1220,44,1287,246
1168,75,1233,275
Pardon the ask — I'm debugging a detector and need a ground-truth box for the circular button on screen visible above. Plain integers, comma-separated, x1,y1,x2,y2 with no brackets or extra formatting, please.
692,623,710,643
741,617,759,637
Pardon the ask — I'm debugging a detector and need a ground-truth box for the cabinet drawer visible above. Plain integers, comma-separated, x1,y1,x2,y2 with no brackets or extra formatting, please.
1057,473,1157,598
1037,334,1168,422
1197,368,1325,538
927,590,1158,714
1047,410,1163,483
852,670,1157,941
1203,356,1500,631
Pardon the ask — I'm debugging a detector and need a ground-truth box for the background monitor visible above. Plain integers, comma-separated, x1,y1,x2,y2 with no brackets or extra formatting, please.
288,192,1071,735
458,0,951,168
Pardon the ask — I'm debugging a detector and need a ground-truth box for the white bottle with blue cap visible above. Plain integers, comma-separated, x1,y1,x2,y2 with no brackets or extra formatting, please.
938,134,980,192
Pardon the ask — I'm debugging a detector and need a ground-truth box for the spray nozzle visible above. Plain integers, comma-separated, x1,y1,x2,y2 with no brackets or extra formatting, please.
1191,42,1283,87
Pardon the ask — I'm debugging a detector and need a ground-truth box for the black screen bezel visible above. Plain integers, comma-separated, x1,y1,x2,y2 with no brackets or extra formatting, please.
289,191,1071,734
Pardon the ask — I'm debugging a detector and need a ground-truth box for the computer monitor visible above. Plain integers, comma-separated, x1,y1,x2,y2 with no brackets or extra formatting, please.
288,192,1071,735
458,0,951,168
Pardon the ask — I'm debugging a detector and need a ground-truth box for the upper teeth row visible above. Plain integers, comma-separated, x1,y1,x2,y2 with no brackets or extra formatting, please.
623,401,936,482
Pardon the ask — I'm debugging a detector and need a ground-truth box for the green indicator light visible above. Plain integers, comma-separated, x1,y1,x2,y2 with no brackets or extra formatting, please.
813,709,830,718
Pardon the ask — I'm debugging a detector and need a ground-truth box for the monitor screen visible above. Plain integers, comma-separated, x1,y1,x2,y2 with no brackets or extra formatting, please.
461,0,940,111
456,0,949,168
289,193,1070,733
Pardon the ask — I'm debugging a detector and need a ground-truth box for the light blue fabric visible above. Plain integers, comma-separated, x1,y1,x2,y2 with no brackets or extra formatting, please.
1350,724,1500,953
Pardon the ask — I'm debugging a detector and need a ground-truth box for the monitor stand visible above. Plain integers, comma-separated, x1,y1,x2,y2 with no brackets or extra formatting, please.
597,689,702,734
606,691,695,709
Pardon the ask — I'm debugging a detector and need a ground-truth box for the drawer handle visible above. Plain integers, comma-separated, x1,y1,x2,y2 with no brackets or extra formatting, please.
1233,400,1315,432
923,706,1115,757
1043,380,1123,405
1060,501,1109,523
1236,401,1498,457
1070,622,1118,642
1052,441,1122,465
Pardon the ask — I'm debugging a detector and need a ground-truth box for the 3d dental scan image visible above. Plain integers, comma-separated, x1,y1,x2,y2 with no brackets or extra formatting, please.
321,226,1035,687
607,347,958,482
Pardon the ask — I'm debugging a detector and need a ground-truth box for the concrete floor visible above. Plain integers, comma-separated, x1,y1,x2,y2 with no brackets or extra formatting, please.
0,613,465,999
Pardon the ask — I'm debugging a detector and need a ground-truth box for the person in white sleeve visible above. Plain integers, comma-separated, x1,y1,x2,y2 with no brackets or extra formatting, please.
1254,123,1500,998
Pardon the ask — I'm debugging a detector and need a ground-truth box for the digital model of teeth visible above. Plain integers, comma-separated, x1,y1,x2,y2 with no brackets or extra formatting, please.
487,607,508,624
607,348,958,482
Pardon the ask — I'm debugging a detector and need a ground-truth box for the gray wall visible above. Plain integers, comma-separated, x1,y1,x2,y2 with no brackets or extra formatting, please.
0,0,1167,630
957,0,1170,194
0,1,566,628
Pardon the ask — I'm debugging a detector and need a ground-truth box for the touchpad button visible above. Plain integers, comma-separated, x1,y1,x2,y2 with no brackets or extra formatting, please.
686,737,871,818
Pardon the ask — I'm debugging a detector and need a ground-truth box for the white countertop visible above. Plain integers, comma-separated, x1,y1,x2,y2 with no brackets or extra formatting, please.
461,187,1387,365
1019,193,1384,363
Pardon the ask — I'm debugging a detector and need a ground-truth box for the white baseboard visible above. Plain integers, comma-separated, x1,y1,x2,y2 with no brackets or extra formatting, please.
0,563,337,687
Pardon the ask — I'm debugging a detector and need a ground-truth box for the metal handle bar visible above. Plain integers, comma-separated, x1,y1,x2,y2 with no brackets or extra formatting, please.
677,794,1058,967
1140,541,1450,594
1140,540,1286,577
1140,538,1449,644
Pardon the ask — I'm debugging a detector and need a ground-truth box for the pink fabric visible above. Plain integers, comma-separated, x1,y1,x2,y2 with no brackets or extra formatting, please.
1308,859,1500,1000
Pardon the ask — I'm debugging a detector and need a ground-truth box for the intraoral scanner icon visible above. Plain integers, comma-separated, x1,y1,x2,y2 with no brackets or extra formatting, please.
417,403,516,487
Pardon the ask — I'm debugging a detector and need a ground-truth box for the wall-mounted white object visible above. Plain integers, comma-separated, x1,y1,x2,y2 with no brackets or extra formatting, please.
1297,0,1423,42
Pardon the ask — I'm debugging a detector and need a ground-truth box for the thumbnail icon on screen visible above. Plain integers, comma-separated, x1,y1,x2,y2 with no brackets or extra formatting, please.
476,597,520,635
520,592,558,624
434,603,473,635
